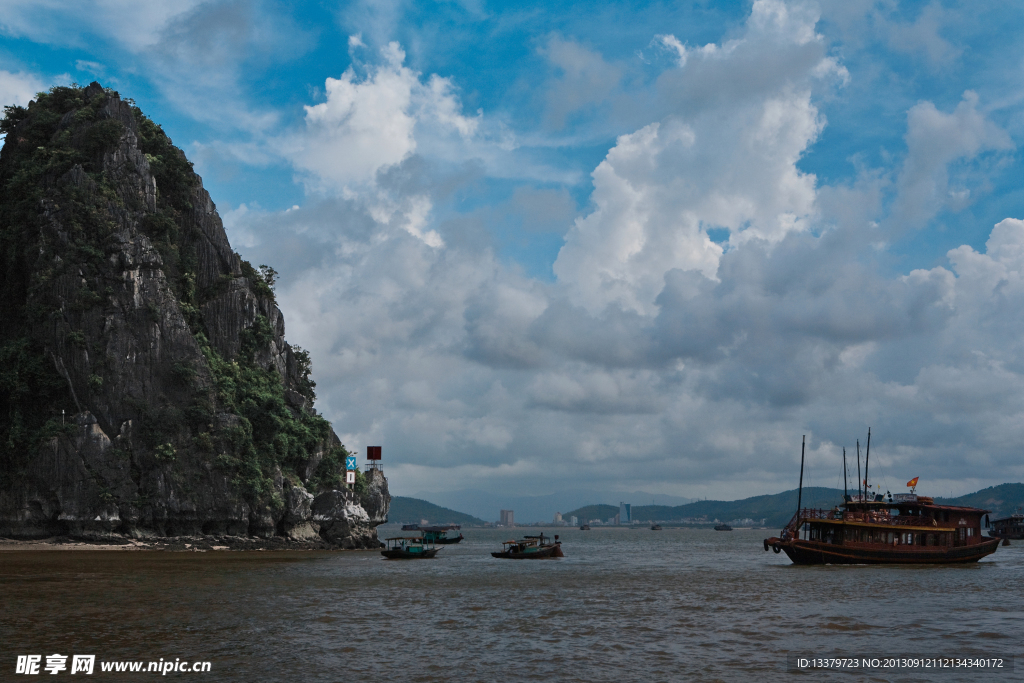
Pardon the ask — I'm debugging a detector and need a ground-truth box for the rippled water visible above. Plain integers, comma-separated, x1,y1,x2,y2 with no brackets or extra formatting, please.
2,527,1021,682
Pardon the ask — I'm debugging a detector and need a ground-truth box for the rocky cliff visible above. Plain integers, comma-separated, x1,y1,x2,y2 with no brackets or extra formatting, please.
0,83,388,547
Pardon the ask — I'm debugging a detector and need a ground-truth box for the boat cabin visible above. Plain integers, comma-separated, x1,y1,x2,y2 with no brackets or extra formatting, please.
795,495,987,550
383,536,434,554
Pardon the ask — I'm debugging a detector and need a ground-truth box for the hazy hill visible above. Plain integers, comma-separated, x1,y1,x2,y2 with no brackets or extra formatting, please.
564,504,619,523
388,496,486,526
936,483,1024,518
567,484,1024,528
414,488,693,523
566,487,846,528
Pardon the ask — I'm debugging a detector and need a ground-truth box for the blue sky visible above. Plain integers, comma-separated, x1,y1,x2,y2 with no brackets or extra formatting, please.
3,1,1024,504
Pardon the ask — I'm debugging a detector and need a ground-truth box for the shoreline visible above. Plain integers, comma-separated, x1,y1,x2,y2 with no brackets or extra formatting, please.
0,536,378,552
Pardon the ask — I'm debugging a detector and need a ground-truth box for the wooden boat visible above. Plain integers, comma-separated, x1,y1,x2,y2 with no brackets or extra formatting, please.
988,509,1023,540
763,433,1000,565
491,533,564,559
402,524,464,544
381,536,441,559
714,524,732,531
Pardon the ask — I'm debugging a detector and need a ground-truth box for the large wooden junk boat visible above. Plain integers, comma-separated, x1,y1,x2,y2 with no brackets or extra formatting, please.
988,509,1024,540
763,433,1000,565
491,533,564,559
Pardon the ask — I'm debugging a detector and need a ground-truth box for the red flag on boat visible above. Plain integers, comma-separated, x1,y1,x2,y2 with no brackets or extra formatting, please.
907,477,919,488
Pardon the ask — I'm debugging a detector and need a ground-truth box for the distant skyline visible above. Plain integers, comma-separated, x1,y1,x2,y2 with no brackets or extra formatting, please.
3,1,1024,500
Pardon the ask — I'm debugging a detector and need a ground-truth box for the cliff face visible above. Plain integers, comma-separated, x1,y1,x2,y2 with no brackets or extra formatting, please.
0,83,388,546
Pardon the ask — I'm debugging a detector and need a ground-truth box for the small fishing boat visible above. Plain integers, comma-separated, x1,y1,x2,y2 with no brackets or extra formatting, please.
650,524,662,530
381,536,441,559
579,524,591,530
491,533,564,559
402,524,464,544
714,524,733,531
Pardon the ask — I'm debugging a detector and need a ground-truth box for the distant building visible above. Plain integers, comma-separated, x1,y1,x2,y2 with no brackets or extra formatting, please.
500,509,514,527
553,512,562,524
619,502,631,525
570,516,578,527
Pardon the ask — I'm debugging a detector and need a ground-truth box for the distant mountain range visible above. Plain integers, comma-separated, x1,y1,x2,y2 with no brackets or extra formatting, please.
388,497,487,526
395,483,1024,529
568,487,846,528
408,488,694,524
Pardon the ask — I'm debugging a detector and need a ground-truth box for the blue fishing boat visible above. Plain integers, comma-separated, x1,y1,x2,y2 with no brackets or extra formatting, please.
381,536,441,559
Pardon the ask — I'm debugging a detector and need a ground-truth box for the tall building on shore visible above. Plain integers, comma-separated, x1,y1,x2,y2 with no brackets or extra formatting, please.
500,509,514,527
619,502,631,525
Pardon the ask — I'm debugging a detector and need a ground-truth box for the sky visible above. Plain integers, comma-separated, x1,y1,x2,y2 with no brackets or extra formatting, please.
3,0,1024,506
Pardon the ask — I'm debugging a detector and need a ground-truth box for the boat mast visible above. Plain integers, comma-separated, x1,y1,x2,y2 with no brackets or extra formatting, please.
796,435,805,517
864,427,871,501
842,447,848,499
856,440,862,502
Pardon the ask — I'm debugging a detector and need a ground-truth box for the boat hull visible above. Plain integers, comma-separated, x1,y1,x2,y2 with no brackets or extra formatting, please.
435,537,463,544
381,548,441,560
491,545,563,559
776,538,1000,565
988,531,1024,540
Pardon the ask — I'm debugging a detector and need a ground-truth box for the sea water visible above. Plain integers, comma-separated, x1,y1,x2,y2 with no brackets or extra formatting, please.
2,527,1020,681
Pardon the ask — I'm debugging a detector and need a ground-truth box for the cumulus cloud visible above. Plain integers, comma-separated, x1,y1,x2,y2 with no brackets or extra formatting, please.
288,41,478,194
554,0,842,315
888,91,1012,231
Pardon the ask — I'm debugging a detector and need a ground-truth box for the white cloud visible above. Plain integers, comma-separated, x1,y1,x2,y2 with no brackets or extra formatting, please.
554,0,840,315
289,41,478,194
889,91,1013,231
884,1,960,66
0,68,45,107
0,0,201,50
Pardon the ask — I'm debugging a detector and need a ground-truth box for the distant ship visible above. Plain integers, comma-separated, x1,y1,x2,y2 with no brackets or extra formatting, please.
988,509,1023,541
714,524,732,531
579,524,591,530
401,524,463,544
763,433,1000,565
650,524,662,530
